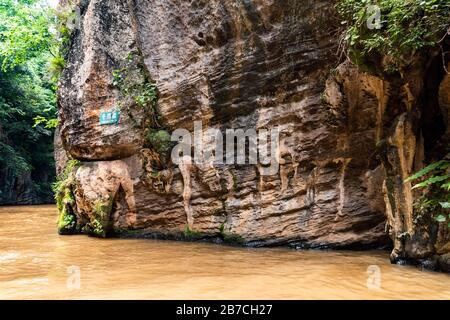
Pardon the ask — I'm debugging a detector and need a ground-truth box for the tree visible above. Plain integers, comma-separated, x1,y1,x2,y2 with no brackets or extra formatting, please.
0,0,57,203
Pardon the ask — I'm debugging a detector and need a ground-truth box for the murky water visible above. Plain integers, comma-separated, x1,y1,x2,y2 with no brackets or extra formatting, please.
1,205,450,299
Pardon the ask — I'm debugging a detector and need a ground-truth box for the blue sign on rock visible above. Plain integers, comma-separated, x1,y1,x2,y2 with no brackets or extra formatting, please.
99,110,120,125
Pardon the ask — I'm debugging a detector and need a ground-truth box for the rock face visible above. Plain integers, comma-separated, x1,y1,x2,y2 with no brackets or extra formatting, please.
57,0,450,268
0,124,54,205
0,169,49,205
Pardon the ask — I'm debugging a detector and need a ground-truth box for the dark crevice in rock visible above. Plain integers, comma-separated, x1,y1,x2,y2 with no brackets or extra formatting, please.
422,47,449,160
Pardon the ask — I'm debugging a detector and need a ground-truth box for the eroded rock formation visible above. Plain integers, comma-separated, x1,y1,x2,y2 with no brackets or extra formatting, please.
57,0,450,270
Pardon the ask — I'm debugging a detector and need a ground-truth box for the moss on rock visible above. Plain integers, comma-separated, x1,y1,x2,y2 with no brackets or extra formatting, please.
54,160,80,235
85,198,114,238
146,129,173,163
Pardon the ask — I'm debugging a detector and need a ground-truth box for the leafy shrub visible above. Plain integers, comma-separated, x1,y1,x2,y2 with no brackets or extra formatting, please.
146,129,172,160
338,0,450,70
112,62,158,113
406,160,450,227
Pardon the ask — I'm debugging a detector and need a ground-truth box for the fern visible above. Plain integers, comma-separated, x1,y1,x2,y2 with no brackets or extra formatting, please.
405,161,447,182
338,0,450,71
412,175,450,189
408,159,450,226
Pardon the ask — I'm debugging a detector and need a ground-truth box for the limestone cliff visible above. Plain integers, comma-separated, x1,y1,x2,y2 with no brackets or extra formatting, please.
56,0,450,270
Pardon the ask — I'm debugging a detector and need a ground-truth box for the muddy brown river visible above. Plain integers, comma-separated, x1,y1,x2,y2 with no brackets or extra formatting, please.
1,205,450,299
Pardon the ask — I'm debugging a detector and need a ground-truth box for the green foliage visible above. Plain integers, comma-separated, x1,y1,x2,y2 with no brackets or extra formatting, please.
89,219,106,237
184,225,204,239
53,3,78,48
412,174,450,189
0,0,79,126
54,160,80,234
33,115,59,129
408,160,450,227
58,210,76,232
0,0,61,203
111,52,160,127
112,69,124,87
338,0,450,70
135,82,158,109
52,159,80,194
0,64,57,200
112,66,158,110
88,198,114,238
440,202,450,209
56,185,76,233
146,129,172,160
0,0,54,71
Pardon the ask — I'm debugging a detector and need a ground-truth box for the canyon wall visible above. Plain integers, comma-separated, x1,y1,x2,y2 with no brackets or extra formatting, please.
0,169,51,205
0,123,54,205
57,0,450,269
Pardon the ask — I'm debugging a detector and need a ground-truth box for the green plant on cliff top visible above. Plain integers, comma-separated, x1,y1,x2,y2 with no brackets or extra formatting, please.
112,53,173,162
112,68,125,88
0,0,54,71
338,0,450,70
57,185,76,234
406,160,450,227
135,82,157,109
0,1,58,202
